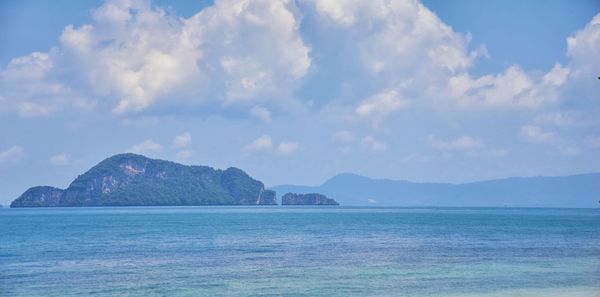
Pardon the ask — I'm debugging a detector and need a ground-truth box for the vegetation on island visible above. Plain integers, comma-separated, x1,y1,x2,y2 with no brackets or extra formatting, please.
11,153,277,207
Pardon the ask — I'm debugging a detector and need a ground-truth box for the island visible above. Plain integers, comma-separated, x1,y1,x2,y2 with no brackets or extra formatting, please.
11,153,277,207
281,193,339,205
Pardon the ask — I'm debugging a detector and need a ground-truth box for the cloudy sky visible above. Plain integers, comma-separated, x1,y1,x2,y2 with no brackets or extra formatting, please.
1,0,599,204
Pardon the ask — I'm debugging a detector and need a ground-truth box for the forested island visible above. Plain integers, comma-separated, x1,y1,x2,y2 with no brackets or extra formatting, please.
281,193,339,205
11,154,332,207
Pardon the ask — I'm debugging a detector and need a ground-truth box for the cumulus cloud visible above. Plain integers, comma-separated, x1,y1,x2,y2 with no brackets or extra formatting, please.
543,63,570,86
1,0,310,115
1,0,598,123
533,112,578,127
242,134,273,153
249,106,272,123
333,130,355,143
519,125,557,144
128,139,162,154
49,154,71,166
427,135,484,151
176,149,193,160
276,141,301,155
242,135,301,155
183,0,310,105
333,131,387,152
63,0,202,113
0,146,25,164
361,136,386,152
356,90,407,125
443,64,569,110
310,0,486,113
173,132,192,148
310,0,586,114
311,0,478,76
566,13,600,80
0,52,90,116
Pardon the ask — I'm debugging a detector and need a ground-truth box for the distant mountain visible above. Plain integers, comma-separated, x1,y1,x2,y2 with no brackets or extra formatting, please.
11,154,277,207
272,173,600,207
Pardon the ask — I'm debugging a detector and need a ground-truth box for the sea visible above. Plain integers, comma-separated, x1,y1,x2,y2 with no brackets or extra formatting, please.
1,207,599,297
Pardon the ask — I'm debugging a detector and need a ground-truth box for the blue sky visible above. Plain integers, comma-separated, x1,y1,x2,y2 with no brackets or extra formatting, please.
0,0,599,205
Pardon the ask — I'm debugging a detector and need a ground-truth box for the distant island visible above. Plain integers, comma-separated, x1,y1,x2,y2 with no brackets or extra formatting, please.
11,154,332,208
281,193,339,205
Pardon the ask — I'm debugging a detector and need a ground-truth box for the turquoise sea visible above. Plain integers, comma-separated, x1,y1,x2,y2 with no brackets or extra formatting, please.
1,207,599,296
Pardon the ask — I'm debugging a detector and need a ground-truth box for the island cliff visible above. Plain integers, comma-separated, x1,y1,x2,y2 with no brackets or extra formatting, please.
281,193,339,205
11,153,277,207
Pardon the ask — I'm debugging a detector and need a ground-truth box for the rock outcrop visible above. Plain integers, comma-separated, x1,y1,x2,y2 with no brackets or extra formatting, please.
281,193,339,205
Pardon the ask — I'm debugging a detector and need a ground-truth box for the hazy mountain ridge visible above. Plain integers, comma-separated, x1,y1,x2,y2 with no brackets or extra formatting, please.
271,172,600,207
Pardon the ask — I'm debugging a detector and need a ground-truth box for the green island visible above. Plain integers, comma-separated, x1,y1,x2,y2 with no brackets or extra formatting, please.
10,153,338,207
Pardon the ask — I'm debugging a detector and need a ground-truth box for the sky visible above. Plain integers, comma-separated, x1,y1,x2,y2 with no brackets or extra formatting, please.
0,0,599,205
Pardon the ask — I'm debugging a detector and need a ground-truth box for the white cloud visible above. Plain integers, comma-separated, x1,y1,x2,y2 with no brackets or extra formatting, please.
333,130,355,143
519,125,557,144
543,63,570,86
176,149,193,160
427,135,484,151
310,0,489,115
1,1,597,121
58,0,203,113
241,136,300,155
173,132,192,148
1,0,310,115
310,0,580,113
313,0,359,26
443,64,568,110
242,134,273,153
566,13,600,80
534,112,577,127
49,154,71,166
128,139,163,154
0,146,25,164
361,136,386,152
356,90,407,125
249,106,272,123
311,0,477,76
183,0,310,105
0,52,90,116
334,131,388,153
276,141,301,155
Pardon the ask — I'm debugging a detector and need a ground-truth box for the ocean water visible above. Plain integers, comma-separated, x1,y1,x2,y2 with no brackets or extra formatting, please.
1,207,599,297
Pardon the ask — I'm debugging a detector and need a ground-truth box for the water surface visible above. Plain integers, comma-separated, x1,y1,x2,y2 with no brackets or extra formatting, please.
1,207,599,296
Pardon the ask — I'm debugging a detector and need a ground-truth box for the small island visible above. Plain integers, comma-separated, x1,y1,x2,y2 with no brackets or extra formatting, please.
281,193,339,205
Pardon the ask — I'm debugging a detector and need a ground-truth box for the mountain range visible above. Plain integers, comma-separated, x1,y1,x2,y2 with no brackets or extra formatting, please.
272,172,600,208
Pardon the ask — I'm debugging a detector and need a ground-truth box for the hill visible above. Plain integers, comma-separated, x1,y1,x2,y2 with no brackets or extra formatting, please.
11,154,277,207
